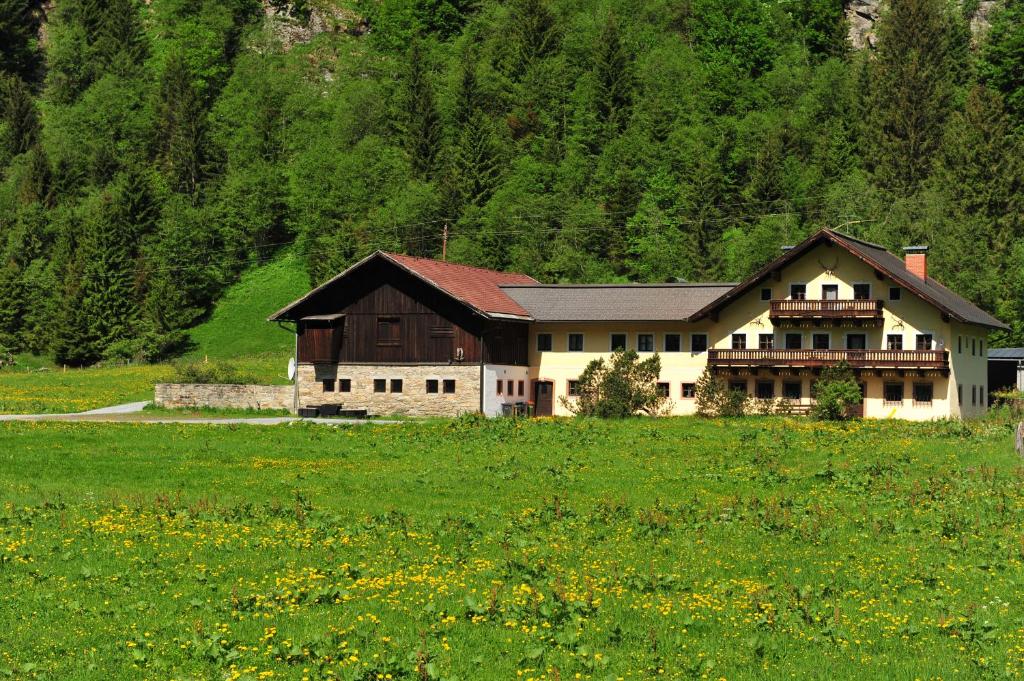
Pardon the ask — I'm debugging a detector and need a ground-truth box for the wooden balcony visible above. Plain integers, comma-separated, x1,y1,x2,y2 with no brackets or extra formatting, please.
769,299,884,325
708,349,948,373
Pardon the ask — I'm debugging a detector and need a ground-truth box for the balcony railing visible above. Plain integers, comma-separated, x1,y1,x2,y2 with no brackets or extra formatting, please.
770,299,884,320
708,349,948,371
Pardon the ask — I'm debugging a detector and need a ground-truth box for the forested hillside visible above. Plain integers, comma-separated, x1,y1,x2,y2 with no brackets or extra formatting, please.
1,0,1022,366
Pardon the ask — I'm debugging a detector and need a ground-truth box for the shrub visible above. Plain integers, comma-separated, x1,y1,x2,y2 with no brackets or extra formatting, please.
563,349,670,418
171,360,260,385
811,362,862,420
695,367,749,417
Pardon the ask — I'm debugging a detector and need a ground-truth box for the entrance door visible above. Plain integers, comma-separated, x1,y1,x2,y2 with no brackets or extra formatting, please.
534,381,554,416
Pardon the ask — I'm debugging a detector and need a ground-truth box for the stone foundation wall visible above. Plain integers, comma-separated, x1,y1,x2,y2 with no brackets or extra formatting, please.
155,384,294,411
298,364,480,416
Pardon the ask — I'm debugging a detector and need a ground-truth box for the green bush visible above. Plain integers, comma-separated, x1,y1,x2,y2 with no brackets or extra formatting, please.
695,367,749,417
563,349,670,418
811,362,862,420
171,360,260,385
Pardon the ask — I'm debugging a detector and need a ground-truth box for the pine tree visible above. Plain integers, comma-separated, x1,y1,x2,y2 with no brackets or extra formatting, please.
401,41,442,179
0,74,39,159
979,0,1024,125
865,0,963,195
594,14,634,134
508,0,559,75
156,53,207,197
93,0,148,75
0,0,38,80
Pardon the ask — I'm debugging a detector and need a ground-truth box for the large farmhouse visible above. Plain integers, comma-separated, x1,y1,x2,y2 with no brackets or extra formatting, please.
269,229,1007,419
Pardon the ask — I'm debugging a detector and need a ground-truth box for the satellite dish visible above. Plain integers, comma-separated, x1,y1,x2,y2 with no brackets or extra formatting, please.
287,357,296,380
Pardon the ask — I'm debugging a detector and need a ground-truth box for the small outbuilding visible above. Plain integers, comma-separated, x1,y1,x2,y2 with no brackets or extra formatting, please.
988,348,1024,396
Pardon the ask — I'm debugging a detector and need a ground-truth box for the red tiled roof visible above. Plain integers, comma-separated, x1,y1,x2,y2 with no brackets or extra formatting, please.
383,253,538,318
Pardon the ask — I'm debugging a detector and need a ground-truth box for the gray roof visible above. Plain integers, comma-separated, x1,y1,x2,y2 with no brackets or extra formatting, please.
989,348,1024,360
500,284,736,322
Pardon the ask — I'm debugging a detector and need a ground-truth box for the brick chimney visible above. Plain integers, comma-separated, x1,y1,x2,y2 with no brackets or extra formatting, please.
903,246,928,280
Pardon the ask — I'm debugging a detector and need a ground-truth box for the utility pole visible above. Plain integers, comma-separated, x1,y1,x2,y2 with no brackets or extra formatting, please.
442,224,448,261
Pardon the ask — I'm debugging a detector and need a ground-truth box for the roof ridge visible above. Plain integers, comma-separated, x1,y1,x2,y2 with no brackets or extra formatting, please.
382,251,535,280
500,282,735,288
826,229,890,252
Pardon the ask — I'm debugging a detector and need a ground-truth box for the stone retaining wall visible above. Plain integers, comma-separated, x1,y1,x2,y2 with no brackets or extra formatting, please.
155,384,294,411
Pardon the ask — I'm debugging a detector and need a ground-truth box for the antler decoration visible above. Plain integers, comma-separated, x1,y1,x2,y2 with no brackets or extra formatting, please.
818,256,839,277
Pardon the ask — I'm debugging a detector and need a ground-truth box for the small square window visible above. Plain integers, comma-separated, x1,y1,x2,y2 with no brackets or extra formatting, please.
426,379,439,394
537,333,552,352
568,333,584,352
812,333,829,350
761,287,772,301
443,379,456,394
846,334,866,350
913,382,933,405
507,380,514,395
889,287,901,301
377,316,401,346
567,380,581,397
886,334,903,350
785,333,802,350
656,382,670,398
664,334,681,352
783,381,801,400
322,379,336,392
729,380,747,395
759,334,774,350
517,380,525,396
638,334,655,352
611,333,627,351
339,378,351,392
917,334,934,351
691,334,708,353
853,283,870,300
822,284,838,301
732,333,747,350
884,382,904,404
373,379,387,393
390,379,403,393
790,284,806,300
682,383,696,398
756,381,775,400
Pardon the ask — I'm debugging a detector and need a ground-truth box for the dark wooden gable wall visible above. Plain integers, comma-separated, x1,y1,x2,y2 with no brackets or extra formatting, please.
295,258,527,365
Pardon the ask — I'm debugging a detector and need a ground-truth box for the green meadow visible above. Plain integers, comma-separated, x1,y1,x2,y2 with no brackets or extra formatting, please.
1,416,1022,679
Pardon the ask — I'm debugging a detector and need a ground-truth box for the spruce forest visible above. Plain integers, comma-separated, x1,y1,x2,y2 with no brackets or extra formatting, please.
1,0,1023,367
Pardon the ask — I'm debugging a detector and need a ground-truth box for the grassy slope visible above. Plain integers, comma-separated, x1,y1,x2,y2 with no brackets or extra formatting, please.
0,417,1021,679
0,252,309,413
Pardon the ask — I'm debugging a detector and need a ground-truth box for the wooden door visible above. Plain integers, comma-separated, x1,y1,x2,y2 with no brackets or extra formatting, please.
534,381,553,417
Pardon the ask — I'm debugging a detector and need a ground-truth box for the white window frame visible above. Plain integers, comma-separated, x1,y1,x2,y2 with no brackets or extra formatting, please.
757,332,776,350
690,332,709,354
731,332,748,350
789,282,808,300
636,332,656,353
885,333,904,351
609,332,628,352
811,332,831,350
915,331,936,351
821,283,840,300
567,331,585,353
851,281,872,301
663,333,682,352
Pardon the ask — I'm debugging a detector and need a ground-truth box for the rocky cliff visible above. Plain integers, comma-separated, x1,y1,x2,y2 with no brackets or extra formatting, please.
846,0,1000,49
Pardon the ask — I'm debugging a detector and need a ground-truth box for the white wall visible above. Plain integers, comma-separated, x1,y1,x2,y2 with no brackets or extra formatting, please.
482,364,531,416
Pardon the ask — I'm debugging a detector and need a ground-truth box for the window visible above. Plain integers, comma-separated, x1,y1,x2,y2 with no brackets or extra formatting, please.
853,283,871,300
759,334,775,350
637,334,655,352
339,378,351,393
756,381,775,399
567,380,580,397
496,380,503,395
729,380,747,395
889,287,901,301
656,382,670,398
732,333,747,350
812,333,830,350
568,333,584,352
783,381,801,400
377,316,400,346
664,334,681,352
682,383,696,398
443,379,456,394
958,335,962,353
913,382,933,405
957,384,962,405
373,379,387,393
322,379,336,392
611,333,627,351
507,380,514,395
790,283,806,300
917,334,933,351
390,379,403,393
884,382,904,404
980,339,984,356
971,384,977,406
822,284,839,300
886,334,903,350
785,333,802,350
691,334,708,353
537,333,552,352
761,288,772,301
972,337,976,355
846,334,866,350
518,380,525,396
426,379,439,394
